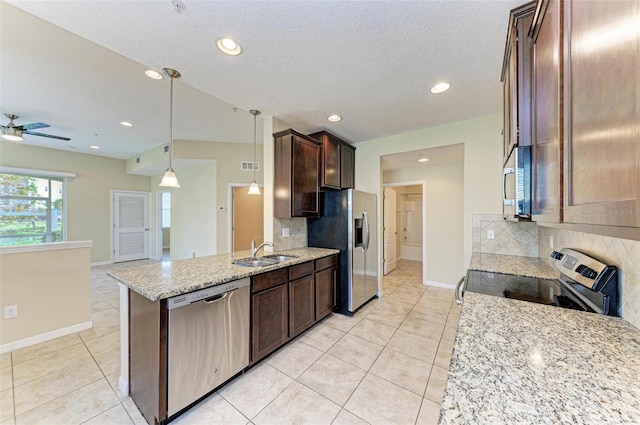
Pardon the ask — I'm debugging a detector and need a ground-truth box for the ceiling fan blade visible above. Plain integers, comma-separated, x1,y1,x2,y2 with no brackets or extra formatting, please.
23,130,71,141
20,122,50,131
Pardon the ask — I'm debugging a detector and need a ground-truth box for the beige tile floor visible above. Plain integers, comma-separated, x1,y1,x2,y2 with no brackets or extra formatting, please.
0,259,460,425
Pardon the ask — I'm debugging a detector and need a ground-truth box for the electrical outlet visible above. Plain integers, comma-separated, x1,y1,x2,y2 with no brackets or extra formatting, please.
550,235,554,249
487,229,495,240
282,228,290,238
4,305,17,319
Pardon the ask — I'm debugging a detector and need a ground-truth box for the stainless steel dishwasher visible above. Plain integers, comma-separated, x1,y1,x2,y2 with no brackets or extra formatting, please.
166,277,250,416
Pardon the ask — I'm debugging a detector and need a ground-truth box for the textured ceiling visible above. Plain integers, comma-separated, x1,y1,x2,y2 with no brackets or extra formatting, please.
1,0,520,163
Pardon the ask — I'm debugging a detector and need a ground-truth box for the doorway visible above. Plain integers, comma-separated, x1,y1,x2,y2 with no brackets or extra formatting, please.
382,181,427,282
231,186,264,251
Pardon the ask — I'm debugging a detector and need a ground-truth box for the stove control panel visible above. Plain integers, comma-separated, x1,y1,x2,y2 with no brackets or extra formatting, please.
551,248,618,292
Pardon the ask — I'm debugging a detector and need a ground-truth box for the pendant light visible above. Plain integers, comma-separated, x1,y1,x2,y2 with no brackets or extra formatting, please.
248,109,261,195
159,68,181,188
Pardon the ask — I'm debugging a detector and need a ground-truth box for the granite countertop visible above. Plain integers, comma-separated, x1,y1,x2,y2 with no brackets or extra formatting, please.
440,293,640,424
106,247,339,301
469,252,559,280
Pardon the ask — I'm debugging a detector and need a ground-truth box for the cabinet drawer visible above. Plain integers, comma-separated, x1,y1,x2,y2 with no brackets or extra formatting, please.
252,268,289,293
315,255,337,271
289,261,314,281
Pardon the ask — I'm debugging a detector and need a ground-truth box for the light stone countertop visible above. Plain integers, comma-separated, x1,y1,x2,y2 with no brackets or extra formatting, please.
469,252,559,280
106,247,339,301
440,293,640,424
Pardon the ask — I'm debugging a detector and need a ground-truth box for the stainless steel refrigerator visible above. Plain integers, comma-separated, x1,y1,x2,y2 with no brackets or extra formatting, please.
307,189,378,314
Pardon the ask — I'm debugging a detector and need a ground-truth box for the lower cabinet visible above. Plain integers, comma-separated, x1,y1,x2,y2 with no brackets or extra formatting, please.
250,255,337,363
289,274,315,338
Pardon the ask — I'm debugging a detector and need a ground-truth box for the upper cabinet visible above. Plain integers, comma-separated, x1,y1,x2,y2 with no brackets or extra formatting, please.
526,0,640,228
530,0,563,223
274,129,321,218
562,0,640,227
501,2,536,163
308,131,356,190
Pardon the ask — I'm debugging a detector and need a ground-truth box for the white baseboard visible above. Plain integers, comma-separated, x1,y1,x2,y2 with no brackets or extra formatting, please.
0,321,92,354
119,375,129,397
424,280,455,289
91,260,112,267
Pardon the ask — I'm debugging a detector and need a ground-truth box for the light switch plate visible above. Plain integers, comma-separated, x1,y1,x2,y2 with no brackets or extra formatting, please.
282,228,290,238
487,229,495,240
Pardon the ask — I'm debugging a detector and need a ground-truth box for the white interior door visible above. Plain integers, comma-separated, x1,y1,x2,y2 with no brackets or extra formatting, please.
383,187,397,275
114,191,150,263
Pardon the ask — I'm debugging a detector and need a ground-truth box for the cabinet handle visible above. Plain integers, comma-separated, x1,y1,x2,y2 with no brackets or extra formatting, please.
455,276,465,305
503,166,515,206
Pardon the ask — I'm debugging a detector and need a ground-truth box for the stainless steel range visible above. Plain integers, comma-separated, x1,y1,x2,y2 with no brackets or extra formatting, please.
457,248,620,316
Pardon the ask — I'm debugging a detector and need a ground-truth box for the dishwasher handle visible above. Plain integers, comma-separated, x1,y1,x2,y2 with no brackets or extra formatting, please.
203,292,229,304
455,276,465,305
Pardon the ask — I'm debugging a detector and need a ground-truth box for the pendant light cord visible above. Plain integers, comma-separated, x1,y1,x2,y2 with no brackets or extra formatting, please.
253,112,257,181
169,75,174,169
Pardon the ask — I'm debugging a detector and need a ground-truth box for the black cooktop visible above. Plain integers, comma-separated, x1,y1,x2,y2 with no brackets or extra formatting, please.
464,270,592,312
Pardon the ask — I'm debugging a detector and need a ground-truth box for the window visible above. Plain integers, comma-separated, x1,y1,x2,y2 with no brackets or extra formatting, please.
0,172,66,246
161,191,171,228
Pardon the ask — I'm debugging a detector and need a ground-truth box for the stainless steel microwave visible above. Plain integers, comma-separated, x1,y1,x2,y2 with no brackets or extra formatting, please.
503,145,532,220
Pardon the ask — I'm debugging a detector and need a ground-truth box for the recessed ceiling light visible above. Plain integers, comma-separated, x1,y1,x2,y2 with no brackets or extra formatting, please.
90,145,100,150
430,82,451,94
145,69,163,80
327,114,342,122
418,157,430,163
216,37,243,56
120,121,134,127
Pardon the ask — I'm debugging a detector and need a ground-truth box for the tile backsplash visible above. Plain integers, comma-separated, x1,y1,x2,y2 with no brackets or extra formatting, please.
273,218,307,251
472,214,538,257
538,226,640,330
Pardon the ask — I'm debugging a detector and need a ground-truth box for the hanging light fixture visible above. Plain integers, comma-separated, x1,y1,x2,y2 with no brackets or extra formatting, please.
159,67,181,188
248,109,262,195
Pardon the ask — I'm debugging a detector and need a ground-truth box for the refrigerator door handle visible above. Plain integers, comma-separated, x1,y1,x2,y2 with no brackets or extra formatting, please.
362,211,370,253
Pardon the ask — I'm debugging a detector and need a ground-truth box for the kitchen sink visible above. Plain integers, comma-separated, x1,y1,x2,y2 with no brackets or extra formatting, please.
232,258,279,267
263,254,299,262
232,254,299,267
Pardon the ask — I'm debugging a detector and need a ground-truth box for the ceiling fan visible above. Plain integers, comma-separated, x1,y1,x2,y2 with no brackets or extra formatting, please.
1,113,71,142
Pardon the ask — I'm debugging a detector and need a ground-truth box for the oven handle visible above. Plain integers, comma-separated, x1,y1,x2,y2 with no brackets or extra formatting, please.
455,276,465,305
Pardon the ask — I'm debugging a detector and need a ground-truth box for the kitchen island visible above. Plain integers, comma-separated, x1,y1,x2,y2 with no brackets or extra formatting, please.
440,254,640,424
107,247,339,425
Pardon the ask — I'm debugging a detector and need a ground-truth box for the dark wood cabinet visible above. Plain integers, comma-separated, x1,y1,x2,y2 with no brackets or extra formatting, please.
251,270,289,363
501,2,536,163
340,143,356,189
289,274,315,337
274,129,321,218
562,0,640,227
314,255,337,321
530,0,563,223
309,131,356,190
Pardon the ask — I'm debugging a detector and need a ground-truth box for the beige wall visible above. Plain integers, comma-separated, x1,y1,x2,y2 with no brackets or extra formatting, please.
0,243,91,347
384,164,464,284
165,161,217,260
355,113,503,282
0,143,150,263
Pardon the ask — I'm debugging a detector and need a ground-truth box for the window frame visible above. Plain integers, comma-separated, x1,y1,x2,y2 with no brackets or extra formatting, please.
0,166,75,246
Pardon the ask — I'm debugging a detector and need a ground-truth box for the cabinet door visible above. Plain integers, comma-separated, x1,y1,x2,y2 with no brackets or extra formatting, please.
531,0,563,223
251,284,288,362
289,275,315,338
321,134,341,189
563,0,640,227
315,266,336,321
292,135,320,217
340,144,355,189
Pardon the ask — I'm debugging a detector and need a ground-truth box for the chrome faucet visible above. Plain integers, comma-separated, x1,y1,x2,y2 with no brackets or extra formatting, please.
251,236,273,258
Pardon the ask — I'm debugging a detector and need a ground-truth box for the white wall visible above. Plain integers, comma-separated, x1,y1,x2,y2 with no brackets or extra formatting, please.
355,113,503,284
